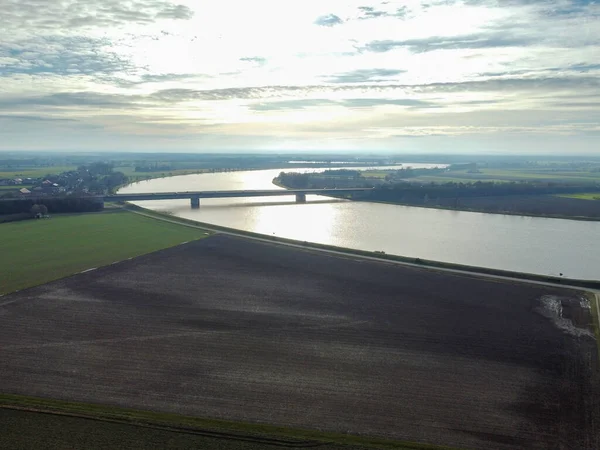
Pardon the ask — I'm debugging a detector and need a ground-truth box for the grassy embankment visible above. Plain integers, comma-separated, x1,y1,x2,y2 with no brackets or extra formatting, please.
0,394,454,450
0,209,211,296
122,203,600,290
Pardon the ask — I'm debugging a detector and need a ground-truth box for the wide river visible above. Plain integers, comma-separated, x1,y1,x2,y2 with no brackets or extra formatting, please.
119,165,600,280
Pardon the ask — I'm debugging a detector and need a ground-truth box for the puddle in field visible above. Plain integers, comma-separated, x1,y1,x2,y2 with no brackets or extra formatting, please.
534,295,595,339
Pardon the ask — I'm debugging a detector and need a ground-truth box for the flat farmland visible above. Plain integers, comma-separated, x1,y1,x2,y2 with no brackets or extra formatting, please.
0,235,598,449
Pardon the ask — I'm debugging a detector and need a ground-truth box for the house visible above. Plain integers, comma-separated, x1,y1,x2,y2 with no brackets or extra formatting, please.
13,178,23,185
19,188,31,195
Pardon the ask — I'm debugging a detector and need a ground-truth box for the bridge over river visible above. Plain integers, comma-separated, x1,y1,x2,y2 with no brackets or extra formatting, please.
2,188,373,209
110,188,373,208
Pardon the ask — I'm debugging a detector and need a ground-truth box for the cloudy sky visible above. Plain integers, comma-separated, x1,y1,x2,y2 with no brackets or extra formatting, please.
0,0,598,153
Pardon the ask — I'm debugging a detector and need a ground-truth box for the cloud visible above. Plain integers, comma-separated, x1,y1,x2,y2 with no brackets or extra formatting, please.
149,76,600,103
341,98,437,108
325,68,405,83
248,99,337,111
420,76,600,94
0,0,598,152
2,76,596,118
240,56,267,66
151,86,308,102
248,98,437,112
364,34,535,53
357,6,388,19
0,114,76,122
0,92,149,110
0,0,194,30
0,36,136,78
356,5,409,20
314,14,344,27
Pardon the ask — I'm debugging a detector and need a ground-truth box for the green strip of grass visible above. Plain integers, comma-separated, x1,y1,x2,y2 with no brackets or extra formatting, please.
0,210,212,296
0,185,33,191
124,203,600,290
0,166,77,178
0,394,456,450
557,193,600,200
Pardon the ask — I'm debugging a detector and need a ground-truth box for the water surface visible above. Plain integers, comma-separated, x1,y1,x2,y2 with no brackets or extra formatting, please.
119,167,599,279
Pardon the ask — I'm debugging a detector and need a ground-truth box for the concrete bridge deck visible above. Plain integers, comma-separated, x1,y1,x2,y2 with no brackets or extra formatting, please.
109,188,372,208
2,188,373,209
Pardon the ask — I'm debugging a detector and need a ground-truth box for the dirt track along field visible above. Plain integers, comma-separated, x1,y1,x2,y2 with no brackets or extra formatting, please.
0,235,598,449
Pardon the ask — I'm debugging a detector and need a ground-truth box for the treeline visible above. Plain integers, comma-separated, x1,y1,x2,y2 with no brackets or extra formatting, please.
367,181,597,201
275,173,310,188
277,171,599,198
275,171,375,189
74,162,128,194
0,197,104,215
135,164,172,172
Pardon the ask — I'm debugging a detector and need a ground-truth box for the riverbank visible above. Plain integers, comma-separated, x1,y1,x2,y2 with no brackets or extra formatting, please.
274,178,600,222
117,168,600,280
354,196,600,222
121,202,600,290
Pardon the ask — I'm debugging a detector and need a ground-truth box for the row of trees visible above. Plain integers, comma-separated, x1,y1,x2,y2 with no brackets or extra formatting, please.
370,180,597,199
0,197,104,215
276,171,600,200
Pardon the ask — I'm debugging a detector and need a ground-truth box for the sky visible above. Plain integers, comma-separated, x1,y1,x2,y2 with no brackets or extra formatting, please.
0,0,598,154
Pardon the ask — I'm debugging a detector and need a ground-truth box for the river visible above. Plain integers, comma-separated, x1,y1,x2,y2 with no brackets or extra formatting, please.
118,165,600,280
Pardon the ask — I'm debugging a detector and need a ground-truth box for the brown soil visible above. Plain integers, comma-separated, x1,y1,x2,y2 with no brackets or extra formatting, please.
0,235,598,449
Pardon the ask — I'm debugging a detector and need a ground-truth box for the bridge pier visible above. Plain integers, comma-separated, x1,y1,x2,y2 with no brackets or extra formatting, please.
295,193,306,203
190,197,200,209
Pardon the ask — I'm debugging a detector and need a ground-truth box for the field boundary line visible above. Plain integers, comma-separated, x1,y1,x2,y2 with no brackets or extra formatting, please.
0,405,323,448
0,401,458,450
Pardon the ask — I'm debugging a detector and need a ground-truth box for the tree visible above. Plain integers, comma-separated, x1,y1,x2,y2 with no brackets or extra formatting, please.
30,204,44,218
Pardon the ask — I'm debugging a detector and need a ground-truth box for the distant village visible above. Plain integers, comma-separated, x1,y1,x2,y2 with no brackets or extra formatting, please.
0,163,128,198
0,176,68,196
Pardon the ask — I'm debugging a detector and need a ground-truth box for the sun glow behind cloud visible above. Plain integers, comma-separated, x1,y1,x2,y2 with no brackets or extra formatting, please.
0,0,598,152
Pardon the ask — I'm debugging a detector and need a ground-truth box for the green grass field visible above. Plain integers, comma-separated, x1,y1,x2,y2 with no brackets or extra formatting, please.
0,185,33,191
413,168,600,184
114,166,209,182
359,170,389,179
360,168,600,184
0,210,211,296
0,166,77,179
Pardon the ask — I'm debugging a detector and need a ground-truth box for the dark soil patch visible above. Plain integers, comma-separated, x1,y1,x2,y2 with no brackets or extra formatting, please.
0,235,598,449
